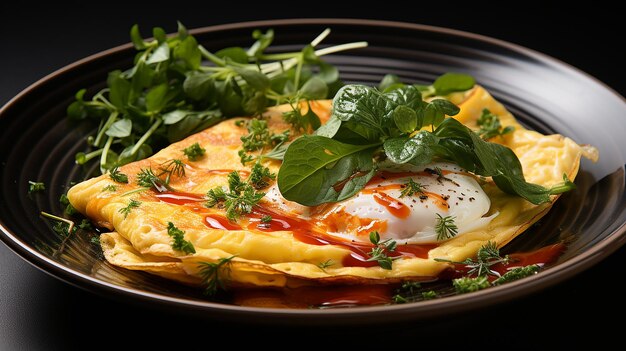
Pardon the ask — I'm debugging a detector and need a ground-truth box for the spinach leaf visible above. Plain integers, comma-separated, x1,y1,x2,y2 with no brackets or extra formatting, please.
433,73,475,95
383,131,437,165
332,85,393,136
277,135,378,205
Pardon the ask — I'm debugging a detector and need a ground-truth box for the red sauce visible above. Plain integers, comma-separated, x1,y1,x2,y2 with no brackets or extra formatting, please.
233,285,393,308
205,214,241,230
250,207,433,267
442,243,566,280
232,242,567,309
156,189,435,267
371,192,410,218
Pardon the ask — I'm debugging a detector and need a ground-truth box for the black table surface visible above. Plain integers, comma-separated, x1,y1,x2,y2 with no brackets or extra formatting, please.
1,3,625,349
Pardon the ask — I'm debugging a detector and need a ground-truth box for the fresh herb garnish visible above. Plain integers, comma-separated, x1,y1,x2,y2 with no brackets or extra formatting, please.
109,167,129,183
78,219,94,230
317,259,335,272
492,264,540,285
434,243,544,295
59,194,79,216
392,281,439,303
205,171,266,221
366,231,397,270
158,159,186,184
283,99,322,133
28,181,45,193
102,184,117,192
136,167,171,192
399,179,423,197
166,222,196,254
476,108,514,140
453,276,490,294
260,215,272,223
435,214,458,241
183,142,206,161
198,256,236,296
278,77,575,206
238,118,289,165
41,212,76,238
69,24,365,174
248,162,276,189
435,241,510,277
118,199,141,218
421,290,438,300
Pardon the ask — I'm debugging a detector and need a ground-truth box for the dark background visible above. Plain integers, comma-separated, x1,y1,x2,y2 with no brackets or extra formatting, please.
1,2,624,349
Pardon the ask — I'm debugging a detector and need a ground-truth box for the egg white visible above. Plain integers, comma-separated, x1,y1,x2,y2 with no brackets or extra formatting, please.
314,162,497,244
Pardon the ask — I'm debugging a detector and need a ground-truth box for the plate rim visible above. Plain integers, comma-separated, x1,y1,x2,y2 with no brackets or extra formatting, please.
1,18,626,323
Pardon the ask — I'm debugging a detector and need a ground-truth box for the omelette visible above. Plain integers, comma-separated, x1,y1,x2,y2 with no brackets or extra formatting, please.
67,86,597,290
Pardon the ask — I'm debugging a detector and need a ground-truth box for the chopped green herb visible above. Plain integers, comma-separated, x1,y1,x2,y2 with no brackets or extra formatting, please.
52,221,73,237
316,259,335,272
136,167,171,192
118,199,141,218
260,215,272,223
28,181,45,193
476,109,515,140
159,159,186,184
283,100,321,132
435,214,458,241
399,179,424,197
102,184,117,192
41,212,76,238
205,171,265,221
59,194,79,216
238,119,290,165
109,167,129,183
493,264,540,285
198,256,236,296
78,219,94,230
248,162,276,189
392,281,422,303
366,231,397,270
90,236,101,246
453,276,490,294
421,290,438,300
435,241,510,277
183,142,206,161
166,222,196,254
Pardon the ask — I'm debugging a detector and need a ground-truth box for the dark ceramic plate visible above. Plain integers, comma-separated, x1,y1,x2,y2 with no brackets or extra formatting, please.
1,19,625,324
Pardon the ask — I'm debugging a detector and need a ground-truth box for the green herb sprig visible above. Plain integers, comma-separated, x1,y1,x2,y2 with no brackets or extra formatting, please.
399,179,423,197
198,256,236,296
166,222,196,254
366,231,398,270
435,242,542,295
183,142,206,161
204,165,271,221
435,214,458,241
68,23,366,174
476,108,515,140
118,199,141,218
28,181,45,193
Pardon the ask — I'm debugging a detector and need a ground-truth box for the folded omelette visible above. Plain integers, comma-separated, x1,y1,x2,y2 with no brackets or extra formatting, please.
67,86,597,289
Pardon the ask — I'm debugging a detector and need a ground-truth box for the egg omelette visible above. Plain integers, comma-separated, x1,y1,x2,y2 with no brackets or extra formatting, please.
67,86,598,289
